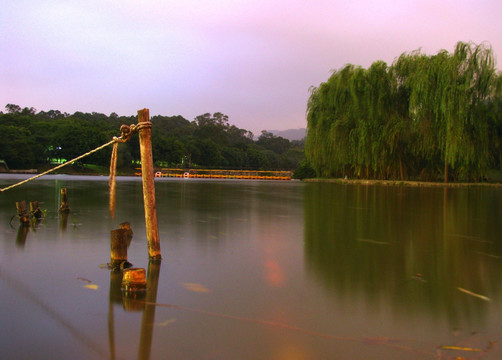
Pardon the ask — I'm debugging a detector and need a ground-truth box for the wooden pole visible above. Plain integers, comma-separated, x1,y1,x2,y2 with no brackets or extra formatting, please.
30,201,42,219
137,109,161,260
59,188,70,213
15,200,30,224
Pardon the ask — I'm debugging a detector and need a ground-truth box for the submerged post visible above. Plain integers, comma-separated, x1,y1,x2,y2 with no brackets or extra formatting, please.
59,188,70,213
15,201,30,224
137,109,161,260
110,228,130,269
30,201,42,219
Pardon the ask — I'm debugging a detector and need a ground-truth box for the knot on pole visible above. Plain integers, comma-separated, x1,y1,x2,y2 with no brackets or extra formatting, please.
113,121,151,143
108,121,151,219
114,124,137,143
135,121,152,132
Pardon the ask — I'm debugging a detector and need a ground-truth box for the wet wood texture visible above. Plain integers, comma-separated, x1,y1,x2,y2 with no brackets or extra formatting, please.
110,228,128,266
137,109,161,260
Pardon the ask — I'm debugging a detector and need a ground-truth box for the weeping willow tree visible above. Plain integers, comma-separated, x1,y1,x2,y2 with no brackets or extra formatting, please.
306,61,410,179
408,42,498,181
306,41,502,182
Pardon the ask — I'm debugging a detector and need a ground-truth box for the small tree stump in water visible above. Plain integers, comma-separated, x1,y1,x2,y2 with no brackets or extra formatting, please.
122,268,147,292
30,201,43,219
110,228,132,270
15,201,30,224
59,188,70,213
119,221,133,246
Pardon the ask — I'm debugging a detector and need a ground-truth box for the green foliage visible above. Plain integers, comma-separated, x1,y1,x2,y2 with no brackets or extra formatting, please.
293,161,317,179
0,107,303,171
306,41,502,182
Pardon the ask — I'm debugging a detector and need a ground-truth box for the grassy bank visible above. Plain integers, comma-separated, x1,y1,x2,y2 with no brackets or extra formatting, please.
303,178,502,188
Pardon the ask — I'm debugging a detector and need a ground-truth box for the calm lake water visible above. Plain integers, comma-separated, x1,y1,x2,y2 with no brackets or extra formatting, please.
1,174,502,360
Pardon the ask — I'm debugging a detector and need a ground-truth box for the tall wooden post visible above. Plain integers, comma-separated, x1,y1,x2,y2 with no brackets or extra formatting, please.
137,109,161,260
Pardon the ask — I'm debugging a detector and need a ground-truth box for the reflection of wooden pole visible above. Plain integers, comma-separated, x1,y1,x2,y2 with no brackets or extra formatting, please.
138,260,161,360
59,212,69,232
16,223,29,247
108,270,123,360
108,298,117,360
137,109,161,260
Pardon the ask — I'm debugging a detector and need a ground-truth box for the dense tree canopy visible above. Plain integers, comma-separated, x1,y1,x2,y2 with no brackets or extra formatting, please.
0,107,304,172
306,41,502,182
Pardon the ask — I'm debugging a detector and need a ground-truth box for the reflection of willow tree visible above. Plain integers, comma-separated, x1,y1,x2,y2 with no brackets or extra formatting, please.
304,183,502,326
306,42,502,181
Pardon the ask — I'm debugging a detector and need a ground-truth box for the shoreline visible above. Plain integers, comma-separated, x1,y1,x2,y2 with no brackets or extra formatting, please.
303,178,502,188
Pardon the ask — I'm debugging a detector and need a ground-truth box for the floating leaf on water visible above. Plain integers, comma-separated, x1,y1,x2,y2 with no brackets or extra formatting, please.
84,284,99,290
182,283,211,293
448,234,493,243
76,277,92,283
155,318,177,327
476,251,502,259
457,287,491,302
411,273,427,282
357,238,389,245
439,345,483,352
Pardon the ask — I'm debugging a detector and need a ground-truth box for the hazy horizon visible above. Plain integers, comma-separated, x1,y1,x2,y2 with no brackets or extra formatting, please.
2,0,501,134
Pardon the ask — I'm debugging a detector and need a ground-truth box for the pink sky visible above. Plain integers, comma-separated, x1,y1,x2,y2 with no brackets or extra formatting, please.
1,0,501,134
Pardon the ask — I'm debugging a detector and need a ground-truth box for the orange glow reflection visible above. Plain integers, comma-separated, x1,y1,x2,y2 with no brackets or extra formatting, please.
265,259,285,287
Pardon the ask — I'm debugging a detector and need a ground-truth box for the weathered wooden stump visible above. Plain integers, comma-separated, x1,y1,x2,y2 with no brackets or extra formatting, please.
121,267,147,311
109,228,132,270
15,200,30,224
59,188,70,213
30,201,43,219
122,268,147,292
119,221,133,247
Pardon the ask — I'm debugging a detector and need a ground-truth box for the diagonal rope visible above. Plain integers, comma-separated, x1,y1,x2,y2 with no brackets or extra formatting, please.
0,139,117,192
0,122,144,193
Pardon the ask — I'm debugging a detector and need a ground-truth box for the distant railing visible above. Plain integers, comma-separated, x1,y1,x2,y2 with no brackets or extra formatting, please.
136,168,293,180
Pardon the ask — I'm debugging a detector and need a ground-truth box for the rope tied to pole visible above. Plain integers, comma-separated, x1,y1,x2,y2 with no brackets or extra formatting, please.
109,122,152,218
0,122,149,195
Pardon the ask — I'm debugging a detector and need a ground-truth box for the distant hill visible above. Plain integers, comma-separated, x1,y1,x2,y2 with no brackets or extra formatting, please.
268,128,306,141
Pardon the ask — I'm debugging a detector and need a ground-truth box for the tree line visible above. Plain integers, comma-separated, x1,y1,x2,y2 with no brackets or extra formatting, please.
0,106,304,172
305,42,502,182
